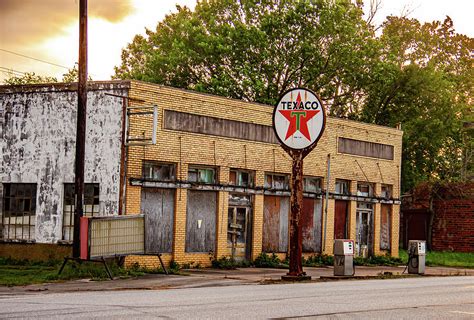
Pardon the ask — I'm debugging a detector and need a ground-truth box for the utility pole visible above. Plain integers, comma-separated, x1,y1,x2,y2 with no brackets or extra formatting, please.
73,0,88,258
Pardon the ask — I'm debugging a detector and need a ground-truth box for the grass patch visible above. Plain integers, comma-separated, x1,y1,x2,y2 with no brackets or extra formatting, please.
0,257,156,287
399,250,474,268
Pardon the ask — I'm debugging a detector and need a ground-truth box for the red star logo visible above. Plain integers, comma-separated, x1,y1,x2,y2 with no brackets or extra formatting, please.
279,93,320,141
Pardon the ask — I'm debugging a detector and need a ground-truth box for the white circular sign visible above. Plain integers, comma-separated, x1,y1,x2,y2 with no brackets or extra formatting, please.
273,88,326,150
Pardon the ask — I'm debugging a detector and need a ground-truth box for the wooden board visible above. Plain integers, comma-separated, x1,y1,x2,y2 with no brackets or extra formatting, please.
302,198,322,252
263,196,289,252
334,200,349,239
185,190,217,253
141,188,175,253
380,204,391,250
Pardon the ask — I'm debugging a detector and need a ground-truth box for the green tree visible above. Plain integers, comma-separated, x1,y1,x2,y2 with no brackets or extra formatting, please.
114,0,378,115
359,17,473,191
114,1,472,191
3,65,92,85
3,72,58,85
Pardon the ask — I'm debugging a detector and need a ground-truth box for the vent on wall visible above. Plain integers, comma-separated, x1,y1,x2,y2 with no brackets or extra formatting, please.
338,137,394,160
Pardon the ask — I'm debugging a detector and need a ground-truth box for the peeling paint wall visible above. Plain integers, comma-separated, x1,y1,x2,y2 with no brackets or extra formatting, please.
0,83,128,243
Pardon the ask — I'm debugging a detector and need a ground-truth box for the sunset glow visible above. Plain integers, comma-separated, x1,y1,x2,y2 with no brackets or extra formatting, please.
0,0,472,83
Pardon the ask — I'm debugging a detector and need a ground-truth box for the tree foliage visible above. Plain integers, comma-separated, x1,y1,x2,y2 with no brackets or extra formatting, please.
114,0,473,192
3,65,91,85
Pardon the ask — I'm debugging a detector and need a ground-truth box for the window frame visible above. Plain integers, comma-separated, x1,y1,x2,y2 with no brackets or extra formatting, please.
335,179,350,195
188,166,217,184
264,173,289,190
142,161,176,181
303,176,322,193
229,169,255,188
2,183,37,241
62,183,100,241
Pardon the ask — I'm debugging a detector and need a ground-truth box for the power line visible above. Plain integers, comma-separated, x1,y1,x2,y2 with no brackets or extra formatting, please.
0,66,26,75
0,48,70,70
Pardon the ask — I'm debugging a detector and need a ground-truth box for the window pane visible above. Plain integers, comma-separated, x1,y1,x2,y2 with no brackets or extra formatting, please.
229,171,237,185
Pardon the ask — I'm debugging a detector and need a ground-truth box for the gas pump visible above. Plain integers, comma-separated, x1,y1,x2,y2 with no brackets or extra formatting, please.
407,240,426,274
333,239,355,276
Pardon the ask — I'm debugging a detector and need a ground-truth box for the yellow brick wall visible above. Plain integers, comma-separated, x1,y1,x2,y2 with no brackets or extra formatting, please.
124,80,403,266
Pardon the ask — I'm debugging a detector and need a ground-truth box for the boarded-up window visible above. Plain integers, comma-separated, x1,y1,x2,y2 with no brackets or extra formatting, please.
302,198,322,252
141,188,175,253
263,196,289,252
338,137,394,160
164,110,278,144
185,190,217,252
380,204,391,250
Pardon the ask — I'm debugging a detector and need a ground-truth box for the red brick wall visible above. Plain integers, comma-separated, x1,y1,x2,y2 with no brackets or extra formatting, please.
431,199,474,253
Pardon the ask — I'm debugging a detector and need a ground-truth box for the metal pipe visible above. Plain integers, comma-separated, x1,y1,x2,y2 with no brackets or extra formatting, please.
323,153,331,253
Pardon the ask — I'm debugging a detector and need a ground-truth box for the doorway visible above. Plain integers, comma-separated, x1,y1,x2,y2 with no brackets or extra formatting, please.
227,206,252,261
356,203,373,257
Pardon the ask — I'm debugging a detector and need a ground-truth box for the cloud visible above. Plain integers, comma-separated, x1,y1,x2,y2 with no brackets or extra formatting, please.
0,0,134,45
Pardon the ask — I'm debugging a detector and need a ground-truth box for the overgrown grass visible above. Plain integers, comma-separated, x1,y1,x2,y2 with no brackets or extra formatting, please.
0,257,152,287
399,250,474,268
211,256,251,269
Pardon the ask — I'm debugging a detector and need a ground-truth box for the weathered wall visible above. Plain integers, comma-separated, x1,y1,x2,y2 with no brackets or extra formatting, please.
125,80,403,267
0,82,128,243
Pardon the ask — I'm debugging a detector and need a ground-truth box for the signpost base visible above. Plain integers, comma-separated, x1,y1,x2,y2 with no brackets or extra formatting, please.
281,274,312,281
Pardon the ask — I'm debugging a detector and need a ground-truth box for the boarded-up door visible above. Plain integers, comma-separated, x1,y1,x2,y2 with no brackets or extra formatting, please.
141,188,175,253
185,190,217,253
302,198,322,252
263,196,289,252
334,200,349,239
380,204,391,250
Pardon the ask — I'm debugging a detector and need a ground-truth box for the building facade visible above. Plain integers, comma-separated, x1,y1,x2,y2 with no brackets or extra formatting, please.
0,82,127,244
0,80,403,266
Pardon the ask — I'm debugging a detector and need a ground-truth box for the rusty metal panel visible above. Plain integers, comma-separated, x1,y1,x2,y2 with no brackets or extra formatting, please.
334,200,349,239
302,198,322,252
279,197,289,252
164,110,278,144
380,204,391,250
263,196,280,252
185,190,217,253
263,196,289,252
338,137,394,160
141,188,175,253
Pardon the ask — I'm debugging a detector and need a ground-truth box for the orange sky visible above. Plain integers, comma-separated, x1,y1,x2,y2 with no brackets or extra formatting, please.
0,0,472,84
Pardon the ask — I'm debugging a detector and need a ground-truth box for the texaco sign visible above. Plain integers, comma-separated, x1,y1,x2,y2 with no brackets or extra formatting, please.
273,88,326,150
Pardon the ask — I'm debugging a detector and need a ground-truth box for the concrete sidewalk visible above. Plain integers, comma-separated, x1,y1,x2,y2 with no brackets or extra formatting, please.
1,265,472,296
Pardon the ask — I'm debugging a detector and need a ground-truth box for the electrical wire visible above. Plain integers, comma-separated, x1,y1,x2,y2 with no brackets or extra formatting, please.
0,48,70,70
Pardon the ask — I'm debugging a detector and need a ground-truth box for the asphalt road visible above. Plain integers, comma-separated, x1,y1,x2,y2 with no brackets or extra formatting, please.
0,276,473,319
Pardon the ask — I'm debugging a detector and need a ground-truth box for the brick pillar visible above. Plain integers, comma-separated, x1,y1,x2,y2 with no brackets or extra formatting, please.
173,163,188,263
323,198,335,254
251,171,265,260
215,191,229,258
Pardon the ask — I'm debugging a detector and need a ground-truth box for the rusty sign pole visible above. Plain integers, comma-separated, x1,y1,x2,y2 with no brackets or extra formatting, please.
72,0,88,258
287,150,304,276
273,88,326,280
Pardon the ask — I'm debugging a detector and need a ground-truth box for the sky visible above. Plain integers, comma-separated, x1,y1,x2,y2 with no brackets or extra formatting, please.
0,0,472,83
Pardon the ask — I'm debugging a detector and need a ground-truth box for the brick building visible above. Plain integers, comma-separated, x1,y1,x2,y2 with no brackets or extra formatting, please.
0,80,403,265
